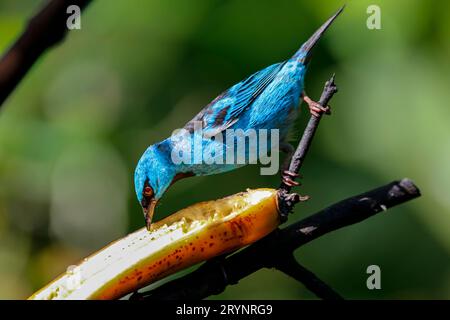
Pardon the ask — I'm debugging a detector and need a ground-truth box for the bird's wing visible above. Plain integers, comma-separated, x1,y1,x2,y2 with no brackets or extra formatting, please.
184,62,285,137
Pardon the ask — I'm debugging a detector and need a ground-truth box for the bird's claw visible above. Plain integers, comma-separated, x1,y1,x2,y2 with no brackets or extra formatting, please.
298,194,310,202
282,176,300,187
281,170,302,187
277,191,310,220
285,192,309,202
303,94,331,117
283,170,302,178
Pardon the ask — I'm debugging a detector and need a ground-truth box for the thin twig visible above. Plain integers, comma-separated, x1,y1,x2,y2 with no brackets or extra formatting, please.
277,75,338,218
275,254,343,300
280,74,338,192
0,0,92,107
131,178,420,300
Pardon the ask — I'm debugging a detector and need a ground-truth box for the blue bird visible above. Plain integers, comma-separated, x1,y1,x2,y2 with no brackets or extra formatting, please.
135,7,344,229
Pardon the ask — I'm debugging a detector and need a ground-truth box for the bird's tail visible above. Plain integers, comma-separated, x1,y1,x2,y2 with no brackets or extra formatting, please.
292,5,345,64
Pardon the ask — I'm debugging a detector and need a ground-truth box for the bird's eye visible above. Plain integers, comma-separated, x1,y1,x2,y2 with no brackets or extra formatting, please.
144,186,153,197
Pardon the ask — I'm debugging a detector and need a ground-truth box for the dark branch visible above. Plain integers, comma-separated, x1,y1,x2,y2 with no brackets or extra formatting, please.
279,75,338,192
131,178,421,300
0,0,92,107
278,75,338,217
275,254,343,300
281,178,420,251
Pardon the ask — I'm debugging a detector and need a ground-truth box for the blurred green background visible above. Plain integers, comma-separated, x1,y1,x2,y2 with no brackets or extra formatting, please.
0,0,449,299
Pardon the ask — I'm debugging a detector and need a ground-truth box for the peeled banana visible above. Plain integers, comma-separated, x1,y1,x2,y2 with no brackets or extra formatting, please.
29,188,280,300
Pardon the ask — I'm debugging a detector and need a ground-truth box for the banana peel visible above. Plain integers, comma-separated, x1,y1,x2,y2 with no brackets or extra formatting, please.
29,188,280,300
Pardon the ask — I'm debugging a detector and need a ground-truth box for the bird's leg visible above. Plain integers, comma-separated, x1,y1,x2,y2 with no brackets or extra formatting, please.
280,142,303,188
301,91,331,117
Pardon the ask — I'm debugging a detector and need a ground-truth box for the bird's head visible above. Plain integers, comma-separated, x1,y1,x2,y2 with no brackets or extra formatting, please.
294,6,344,65
134,143,175,230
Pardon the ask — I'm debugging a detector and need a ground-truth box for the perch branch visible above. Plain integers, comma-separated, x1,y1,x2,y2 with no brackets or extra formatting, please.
277,75,338,217
280,74,337,192
131,178,420,300
275,254,343,300
0,0,92,107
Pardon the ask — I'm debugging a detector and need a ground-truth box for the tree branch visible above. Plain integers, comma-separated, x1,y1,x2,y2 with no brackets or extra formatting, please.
275,254,343,300
0,0,92,107
131,178,420,300
280,75,337,192
277,75,338,218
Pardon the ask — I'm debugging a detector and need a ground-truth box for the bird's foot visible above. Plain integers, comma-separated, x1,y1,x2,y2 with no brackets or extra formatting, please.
281,170,302,187
277,189,310,221
284,192,310,203
303,93,331,117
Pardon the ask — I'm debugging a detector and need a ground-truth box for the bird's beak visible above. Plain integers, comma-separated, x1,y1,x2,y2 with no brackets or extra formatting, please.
143,199,158,231
300,5,345,64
